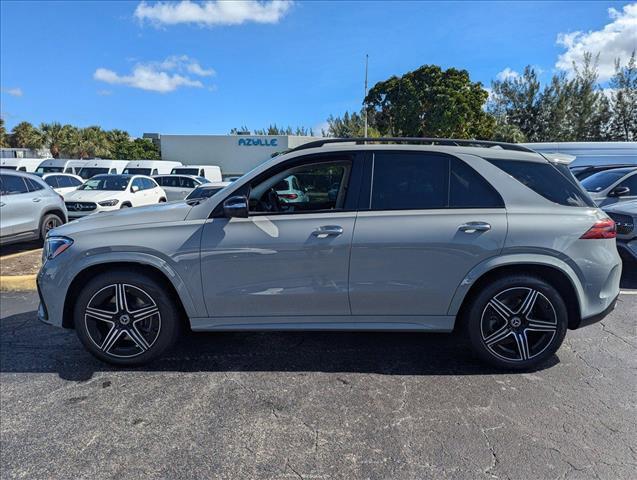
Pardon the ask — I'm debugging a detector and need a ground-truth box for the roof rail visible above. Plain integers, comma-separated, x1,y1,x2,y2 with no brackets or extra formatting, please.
290,137,536,153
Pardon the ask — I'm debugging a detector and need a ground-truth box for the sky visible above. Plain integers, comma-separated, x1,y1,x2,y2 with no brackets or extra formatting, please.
1,1,636,137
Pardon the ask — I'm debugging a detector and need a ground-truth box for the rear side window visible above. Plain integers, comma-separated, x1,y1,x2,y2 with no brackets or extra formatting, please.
486,158,596,207
371,152,448,210
0,175,29,195
370,152,503,210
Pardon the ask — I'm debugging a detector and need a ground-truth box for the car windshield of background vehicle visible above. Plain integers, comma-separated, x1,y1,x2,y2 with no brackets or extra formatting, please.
79,177,129,191
123,168,152,175
77,167,110,179
36,166,65,173
581,169,635,192
173,168,199,175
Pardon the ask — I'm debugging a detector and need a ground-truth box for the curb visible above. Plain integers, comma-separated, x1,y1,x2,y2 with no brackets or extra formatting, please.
0,274,37,292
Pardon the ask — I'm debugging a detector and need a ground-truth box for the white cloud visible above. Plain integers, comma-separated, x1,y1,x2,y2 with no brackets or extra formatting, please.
94,55,215,93
1,87,23,97
134,0,293,27
556,2,637,81
496,67,520,81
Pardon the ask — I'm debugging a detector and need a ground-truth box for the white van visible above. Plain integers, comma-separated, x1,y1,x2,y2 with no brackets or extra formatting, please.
62,160,89,175
36,158,77,174
75,160,129,179
123,160,183,176
0,157,48,172
170,165,222,182
522,142,637,168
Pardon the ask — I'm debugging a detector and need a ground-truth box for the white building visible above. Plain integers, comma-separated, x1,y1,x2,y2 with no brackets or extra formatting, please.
156,134,322,178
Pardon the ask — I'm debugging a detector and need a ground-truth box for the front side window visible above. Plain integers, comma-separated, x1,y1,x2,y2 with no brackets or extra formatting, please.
44,176,59,188
487,158,595,207
142,178,157,190
249,160,352,214
580,169,633,193
131,178,145,191
617,173,637,193
0,175,29,195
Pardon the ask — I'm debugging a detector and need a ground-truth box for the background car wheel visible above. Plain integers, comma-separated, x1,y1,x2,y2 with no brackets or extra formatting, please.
73,270,181,366
158,197,166,203
39,213,63,242
465,275,568,370
120,203,131,209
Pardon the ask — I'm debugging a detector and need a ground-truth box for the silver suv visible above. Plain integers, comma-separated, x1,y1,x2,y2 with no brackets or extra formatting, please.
0,170,68,245
37,139,622,369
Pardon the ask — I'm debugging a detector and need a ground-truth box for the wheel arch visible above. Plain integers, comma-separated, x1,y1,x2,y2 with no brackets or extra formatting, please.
450,257,583,330
41,208,67,225
62,260,192,329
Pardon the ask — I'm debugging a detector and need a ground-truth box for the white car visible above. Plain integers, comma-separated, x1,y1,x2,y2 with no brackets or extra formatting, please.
153,174,210,201
39,173,84,195
275,174,309,203
64,174,166,218
0,170,68,245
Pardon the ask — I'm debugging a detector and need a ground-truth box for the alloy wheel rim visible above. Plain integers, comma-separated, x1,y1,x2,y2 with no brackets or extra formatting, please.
84,284,161,358
480,287,557,362
45,217,60,232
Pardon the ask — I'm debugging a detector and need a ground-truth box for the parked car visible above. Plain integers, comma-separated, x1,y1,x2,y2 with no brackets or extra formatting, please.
570,164,636,181
63,174,166,218
603,200,637,263
38,173,84,195
171,165,222,182
580,167,637,206
38,138,621,369
76,160,129,179
123,160,183,176
274,174,309,204
0,157,47,172
36,159,79,174
185,181,232,201
0,170,67,245
153,175,209,201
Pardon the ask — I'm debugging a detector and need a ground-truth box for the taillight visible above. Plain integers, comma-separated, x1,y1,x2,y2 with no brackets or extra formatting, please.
580,218,616,239
278,193,298,199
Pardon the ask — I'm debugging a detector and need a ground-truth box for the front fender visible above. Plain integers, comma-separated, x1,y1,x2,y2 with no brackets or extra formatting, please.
446,253,585,317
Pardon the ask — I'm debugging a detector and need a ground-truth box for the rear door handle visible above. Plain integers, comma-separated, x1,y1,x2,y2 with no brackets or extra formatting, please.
312,225,343,238
458,221,491,233
32,197,42,203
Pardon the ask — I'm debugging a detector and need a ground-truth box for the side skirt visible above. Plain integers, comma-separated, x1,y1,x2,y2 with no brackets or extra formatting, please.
189,315,455,332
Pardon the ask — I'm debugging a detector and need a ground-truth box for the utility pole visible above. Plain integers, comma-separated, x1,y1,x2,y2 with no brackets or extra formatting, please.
364,54,369,138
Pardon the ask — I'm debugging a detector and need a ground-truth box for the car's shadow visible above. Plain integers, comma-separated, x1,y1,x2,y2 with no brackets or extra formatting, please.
0,309,559,382
0,240,41,257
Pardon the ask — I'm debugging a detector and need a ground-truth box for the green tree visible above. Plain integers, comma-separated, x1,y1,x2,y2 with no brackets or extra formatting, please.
120,138,161,160
325,111,380,137
40,122,71,158
0,118,8,147
609,51,637,141
107,129,132,159
10,121,43,149
568,53,610,141
364,64,495,138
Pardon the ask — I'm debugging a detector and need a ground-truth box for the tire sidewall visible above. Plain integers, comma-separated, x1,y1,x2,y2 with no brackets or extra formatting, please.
74,271,180,366
466,275,568,370
39,213,62,241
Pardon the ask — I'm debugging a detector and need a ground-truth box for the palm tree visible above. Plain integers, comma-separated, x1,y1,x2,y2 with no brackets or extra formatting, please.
10,121,43,149
40,122,66,158
0,118,9,147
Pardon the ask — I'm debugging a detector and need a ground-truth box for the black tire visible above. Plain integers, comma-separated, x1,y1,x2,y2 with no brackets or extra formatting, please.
39,213,63,242
465,275,568,370
158,197,166,203
74,270,181,366
120,203,131,209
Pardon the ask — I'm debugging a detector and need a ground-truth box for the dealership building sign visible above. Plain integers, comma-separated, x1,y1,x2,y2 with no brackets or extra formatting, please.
237,138,278,147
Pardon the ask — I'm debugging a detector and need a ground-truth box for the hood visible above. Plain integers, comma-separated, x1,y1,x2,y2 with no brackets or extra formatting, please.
63,190,125,202
53,201,193,237
603,199,637,215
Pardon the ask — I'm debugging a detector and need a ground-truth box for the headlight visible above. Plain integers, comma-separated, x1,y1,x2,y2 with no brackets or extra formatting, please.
43,237,73,261
98,199,119,206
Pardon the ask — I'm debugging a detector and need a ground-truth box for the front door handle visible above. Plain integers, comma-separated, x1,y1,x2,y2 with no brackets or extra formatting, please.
0,202,5,207
458,221,491,233
32,197,42,203
312,225,343,238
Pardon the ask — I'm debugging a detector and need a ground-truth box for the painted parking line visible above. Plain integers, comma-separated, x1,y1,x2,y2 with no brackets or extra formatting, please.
619,290,637,295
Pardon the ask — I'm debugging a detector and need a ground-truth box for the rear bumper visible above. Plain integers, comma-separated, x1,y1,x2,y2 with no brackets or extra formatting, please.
575,293,619,329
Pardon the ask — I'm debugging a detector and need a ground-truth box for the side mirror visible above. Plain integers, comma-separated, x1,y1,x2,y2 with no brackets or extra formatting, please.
223,195,249,218
131,185,140,193
609,186,630,197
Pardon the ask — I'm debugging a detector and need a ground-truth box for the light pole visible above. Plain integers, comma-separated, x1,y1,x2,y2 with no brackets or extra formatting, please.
364,54,369,138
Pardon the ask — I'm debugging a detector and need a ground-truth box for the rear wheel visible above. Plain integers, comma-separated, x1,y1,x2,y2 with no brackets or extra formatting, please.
466,275,568,370
39,213,63,242
74,270,181,366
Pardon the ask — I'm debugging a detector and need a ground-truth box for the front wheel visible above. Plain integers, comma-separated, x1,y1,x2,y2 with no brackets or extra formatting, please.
465,275,568,370
39,213,63,242
74,270,181,366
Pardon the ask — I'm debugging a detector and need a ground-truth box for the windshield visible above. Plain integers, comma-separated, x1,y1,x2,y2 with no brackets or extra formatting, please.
172,168,199,175
36,166,64,173
581,170,632,192
79,176,129,191
123,168,151,175
77,167,110,179
186,186,225,200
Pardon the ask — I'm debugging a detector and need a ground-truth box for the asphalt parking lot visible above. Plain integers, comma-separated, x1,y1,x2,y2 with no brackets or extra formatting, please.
1,267,636,479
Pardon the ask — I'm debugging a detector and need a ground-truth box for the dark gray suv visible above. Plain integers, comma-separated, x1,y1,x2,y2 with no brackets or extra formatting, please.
37,139,622,369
